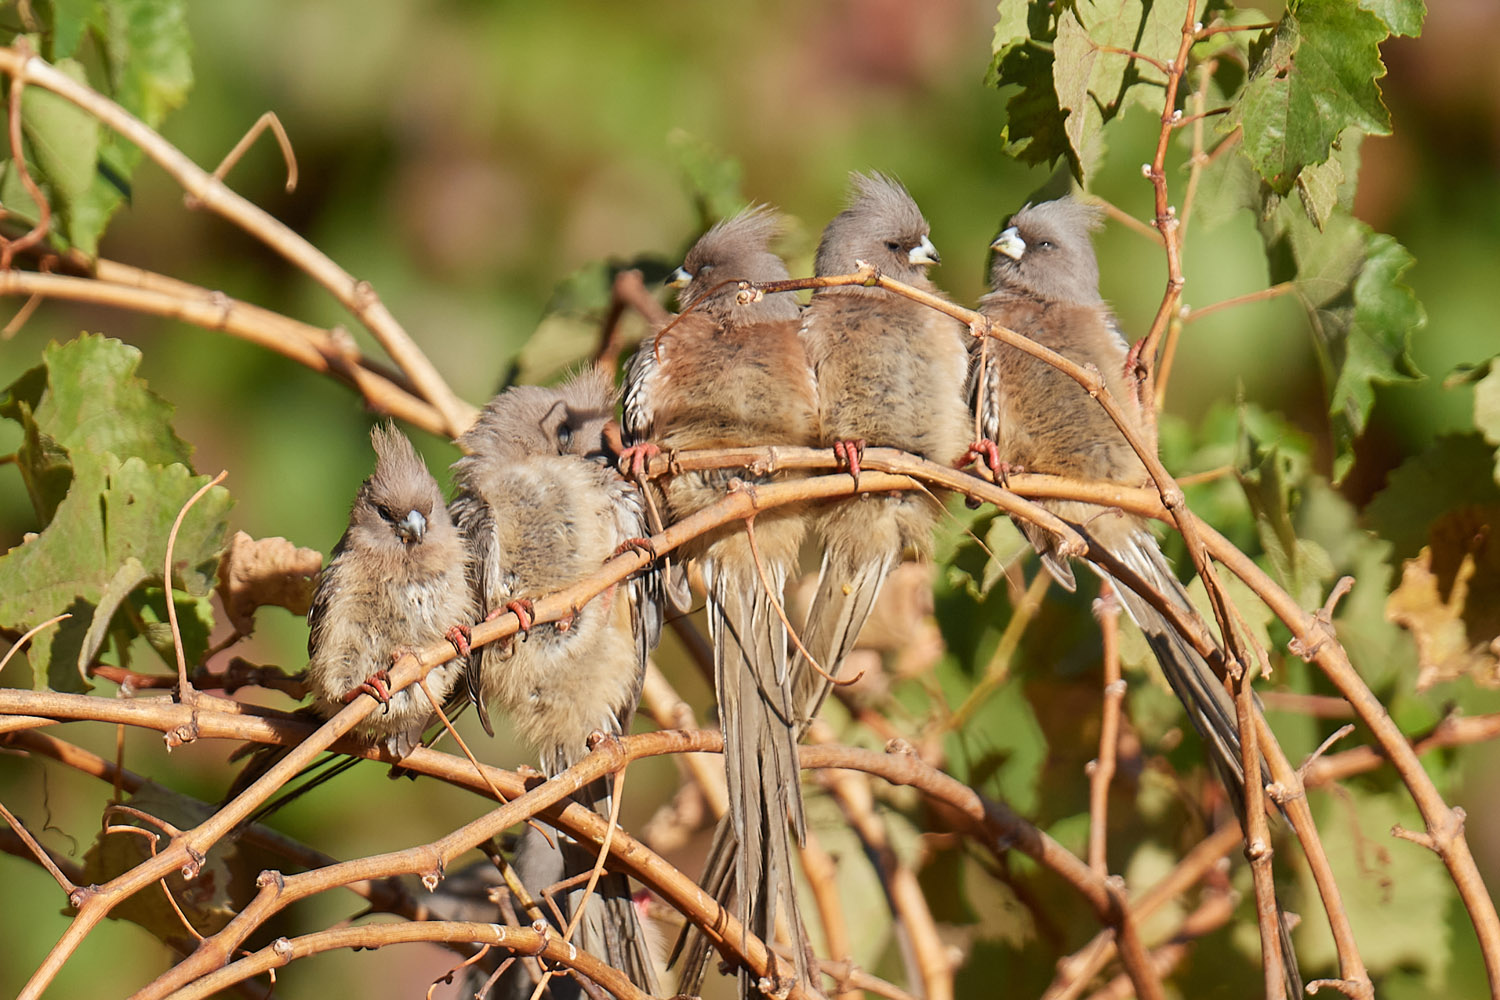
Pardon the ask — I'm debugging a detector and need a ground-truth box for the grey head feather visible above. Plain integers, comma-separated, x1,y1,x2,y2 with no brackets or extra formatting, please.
677,205,799,325
459,369,619,466
814,171,939,283
351,422,445,549
988,197,1106,306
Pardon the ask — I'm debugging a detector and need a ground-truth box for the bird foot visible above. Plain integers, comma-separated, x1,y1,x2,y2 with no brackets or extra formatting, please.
445,624,472,659
964,441,1025,484
614,536,655,559
832,438,866,487
505,598,535,634
345,668,393,714
962,439,1003,474
616,441,661,479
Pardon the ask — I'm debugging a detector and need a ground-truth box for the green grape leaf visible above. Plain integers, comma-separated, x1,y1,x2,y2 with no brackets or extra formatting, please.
1228,0,1395,196
1359,0,1426,38
1054,0,1180,181
19,59,100,204
1471,358,1500,484
50,0,101,59
1366,434,1500,563
1237,428,1331,610
1297,784,1451,977
1260,204,1424,481
988,0,1072,172
1,334,192,522
0,455,231,690
0,336,231,691
992,0,1180,181
92,0,194,127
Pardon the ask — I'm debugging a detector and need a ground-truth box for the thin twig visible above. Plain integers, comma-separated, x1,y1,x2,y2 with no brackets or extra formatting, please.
0,44,475,435
164,471,227,715
0,797,78,898
1088,582,1125,876
0,268,446,435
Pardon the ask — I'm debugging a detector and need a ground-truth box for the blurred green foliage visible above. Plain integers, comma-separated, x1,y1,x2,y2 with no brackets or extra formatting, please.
3,1,1500,998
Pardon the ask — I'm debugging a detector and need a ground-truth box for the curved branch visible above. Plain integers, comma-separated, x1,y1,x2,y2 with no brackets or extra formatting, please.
0,269,446,434
161,921,649,1000
0,44,475,436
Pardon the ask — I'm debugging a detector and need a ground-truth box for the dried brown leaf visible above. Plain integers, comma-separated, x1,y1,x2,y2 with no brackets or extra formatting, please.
1385,506,1500,690
214,530,322,635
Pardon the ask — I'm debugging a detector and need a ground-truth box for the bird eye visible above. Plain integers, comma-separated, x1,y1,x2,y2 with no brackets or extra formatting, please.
1037,240,1054,250
699,263,714,272
374,503,395,522
557,424,573,450
885,240,900,252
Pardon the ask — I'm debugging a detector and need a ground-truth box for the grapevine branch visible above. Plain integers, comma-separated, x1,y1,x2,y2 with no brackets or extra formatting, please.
0,43,476,436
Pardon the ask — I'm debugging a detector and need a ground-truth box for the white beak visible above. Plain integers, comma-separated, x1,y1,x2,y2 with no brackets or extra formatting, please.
908,234,940,266
992,227,1026,260
396,509,427,544
669,266,692,289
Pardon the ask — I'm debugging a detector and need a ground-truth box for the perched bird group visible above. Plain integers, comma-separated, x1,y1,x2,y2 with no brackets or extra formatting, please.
247,174,1297,999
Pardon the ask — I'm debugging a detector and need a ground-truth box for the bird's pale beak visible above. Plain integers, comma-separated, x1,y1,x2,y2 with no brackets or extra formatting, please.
908,234,941,266
992,227,1026,260
668,266,692,289
395,509,427,544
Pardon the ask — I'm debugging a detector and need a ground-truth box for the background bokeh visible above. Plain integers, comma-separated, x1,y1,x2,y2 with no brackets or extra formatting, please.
3,1,1498,997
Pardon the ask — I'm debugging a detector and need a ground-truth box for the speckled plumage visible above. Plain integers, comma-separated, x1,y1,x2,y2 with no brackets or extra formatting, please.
303,423,475,755
624,206,820,995
798,173,971,718
450,369,660,995
972,196,1302,999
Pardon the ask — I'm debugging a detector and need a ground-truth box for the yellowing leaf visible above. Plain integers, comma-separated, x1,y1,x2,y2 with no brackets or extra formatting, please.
1385,506,1500,691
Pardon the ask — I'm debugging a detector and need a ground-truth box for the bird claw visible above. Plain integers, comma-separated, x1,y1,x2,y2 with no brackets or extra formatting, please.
445,624,472,659
832,438,866,487
964,441,1024,486
505,599,535,634
345,669,393,713
963,439,1003,474
617,441,661,479
614,536,655,559
553,608,577,633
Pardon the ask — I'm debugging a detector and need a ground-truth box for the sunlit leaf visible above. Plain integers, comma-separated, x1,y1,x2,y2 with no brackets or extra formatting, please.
1228,0,1394,195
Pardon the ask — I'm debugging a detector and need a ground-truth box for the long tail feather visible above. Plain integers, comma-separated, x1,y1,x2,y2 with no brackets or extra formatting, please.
705,558,809,997
1108,528,1303,1000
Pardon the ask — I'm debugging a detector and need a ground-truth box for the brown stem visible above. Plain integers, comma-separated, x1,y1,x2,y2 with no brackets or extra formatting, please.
824,769,952,1000
1088,581,1125,876
0,44,475,436
161,922,649,1000
0,268,446,435
1233,654,1288,998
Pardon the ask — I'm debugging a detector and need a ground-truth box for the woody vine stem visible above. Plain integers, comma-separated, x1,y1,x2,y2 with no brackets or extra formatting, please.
0,28,1497,1000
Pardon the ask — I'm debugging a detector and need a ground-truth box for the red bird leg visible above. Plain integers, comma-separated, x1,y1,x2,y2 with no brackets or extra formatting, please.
614,537,655,559
616,441,661,479
962,439,1002,474
344,669,393,713
445,624,472,659
832,438,866,487
505,599,535,635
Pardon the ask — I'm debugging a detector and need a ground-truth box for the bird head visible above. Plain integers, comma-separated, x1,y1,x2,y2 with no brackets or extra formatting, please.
988,197,1105,305
814,172,941,285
